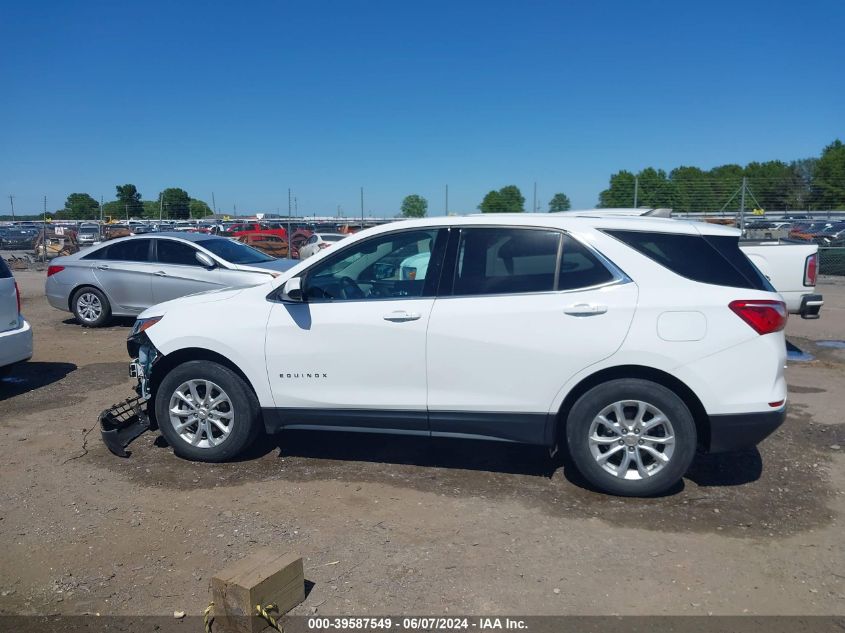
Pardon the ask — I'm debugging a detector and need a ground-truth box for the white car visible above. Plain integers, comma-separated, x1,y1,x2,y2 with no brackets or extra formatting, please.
113,213,789,497
298,233,347,259
0,258,33,376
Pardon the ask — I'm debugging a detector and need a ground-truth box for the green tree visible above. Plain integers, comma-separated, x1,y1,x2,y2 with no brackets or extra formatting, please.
598,170,636,207
479,185,524,213
707,164,744,210
479,190,503,212
63,193,100,220
787,158,817,209
189,199,213,218
115,184,143,217
498,185,525,212
813,139,845,209
634,168,675,209
670,166,714,213
547,193,571,212
160,188,191,219
400,194,428,218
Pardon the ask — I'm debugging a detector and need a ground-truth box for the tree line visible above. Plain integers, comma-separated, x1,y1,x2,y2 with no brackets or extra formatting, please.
398,189,571,217
598,139,845,212
6,185,214,221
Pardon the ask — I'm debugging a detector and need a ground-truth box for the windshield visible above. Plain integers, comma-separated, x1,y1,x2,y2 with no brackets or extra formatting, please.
196,238,275,264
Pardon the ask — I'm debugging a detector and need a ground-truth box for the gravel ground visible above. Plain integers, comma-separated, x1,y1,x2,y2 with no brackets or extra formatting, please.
0,270,843,617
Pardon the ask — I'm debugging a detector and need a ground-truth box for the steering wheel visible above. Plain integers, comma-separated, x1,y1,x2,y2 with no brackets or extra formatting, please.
338,276,365,300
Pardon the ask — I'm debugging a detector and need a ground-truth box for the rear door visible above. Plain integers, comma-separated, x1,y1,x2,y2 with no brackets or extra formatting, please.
0,258,18,333
426,228,638,443
151,239,224,303
91,239,154,314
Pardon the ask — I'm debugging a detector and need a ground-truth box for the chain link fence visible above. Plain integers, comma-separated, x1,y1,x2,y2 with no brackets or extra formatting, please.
818,247,845,276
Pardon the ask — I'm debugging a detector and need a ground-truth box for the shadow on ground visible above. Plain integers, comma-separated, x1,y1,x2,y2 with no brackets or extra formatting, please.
0,361,77,401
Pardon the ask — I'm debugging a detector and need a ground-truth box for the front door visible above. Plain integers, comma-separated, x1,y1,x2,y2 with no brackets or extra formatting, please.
151,239,224,304
426,227,638,444
264,227,447,433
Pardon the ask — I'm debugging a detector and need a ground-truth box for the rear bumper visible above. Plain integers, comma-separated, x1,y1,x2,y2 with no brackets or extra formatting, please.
706,407,786,453
799,293,824,319
0,317,33,368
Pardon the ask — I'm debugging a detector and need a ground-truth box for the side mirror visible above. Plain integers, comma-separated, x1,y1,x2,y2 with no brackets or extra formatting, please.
281,276,304,302
195,252,217,268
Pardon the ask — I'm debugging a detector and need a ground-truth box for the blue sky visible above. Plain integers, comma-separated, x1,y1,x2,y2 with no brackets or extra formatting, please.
1,0,842,216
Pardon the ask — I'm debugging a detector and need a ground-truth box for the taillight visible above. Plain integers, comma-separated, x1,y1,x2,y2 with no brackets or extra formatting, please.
47,265,65,277
15,282,21,314
729,300,787,335
804,253,817,287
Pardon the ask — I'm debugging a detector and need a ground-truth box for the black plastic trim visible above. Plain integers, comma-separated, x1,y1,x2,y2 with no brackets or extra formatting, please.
799,293,824,320
707,408,786,453
262,408,550,445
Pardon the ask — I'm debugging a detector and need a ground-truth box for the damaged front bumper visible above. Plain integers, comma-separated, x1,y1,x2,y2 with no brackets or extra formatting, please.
99,330,161,457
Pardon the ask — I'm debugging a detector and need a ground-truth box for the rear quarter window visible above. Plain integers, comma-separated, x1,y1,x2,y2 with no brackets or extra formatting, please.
605,229,773,291
0,257,11,278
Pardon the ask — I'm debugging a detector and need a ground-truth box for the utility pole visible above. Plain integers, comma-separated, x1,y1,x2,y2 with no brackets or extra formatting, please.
633,176,639,208
8,194,15,220
445,184,449,216
739,176,747,233
159,193,164,223
100,196,104,223
360,187,364,224
125,203,129,222
211,192,216,215
287,188,292,218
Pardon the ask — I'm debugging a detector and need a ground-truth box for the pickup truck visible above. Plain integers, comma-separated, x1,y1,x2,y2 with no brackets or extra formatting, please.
739,241,823,319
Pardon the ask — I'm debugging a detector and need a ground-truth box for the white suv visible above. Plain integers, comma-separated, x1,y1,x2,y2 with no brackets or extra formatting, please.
0,258,33,375
114,214,788,496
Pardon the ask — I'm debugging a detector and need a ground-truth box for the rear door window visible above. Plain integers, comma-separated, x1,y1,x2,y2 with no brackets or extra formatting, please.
101,239,152,262
0,257,11,278
452,228,561,296
605,230,773,291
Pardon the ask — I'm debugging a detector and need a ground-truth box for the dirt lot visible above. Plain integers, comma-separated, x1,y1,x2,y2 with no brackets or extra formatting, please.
1,270,844,617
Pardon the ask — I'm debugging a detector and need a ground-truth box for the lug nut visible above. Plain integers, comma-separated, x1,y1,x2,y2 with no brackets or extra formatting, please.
618,439,624,445
638,439,644,445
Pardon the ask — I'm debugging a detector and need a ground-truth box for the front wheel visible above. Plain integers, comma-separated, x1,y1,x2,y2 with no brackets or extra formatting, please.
565,379,697,497
155,360,261,462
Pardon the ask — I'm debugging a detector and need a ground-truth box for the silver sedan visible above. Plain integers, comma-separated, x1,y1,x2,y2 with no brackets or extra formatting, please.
45,232,296,327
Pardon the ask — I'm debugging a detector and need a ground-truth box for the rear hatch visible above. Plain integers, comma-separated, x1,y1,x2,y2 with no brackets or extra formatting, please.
0,258,19,333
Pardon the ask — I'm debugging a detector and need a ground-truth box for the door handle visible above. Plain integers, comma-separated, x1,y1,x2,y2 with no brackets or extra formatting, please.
154,271,167,276
96,264,110,270
383,310,421,322
564,303,608,316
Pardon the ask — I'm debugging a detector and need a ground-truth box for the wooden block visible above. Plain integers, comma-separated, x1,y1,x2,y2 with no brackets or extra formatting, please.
211,548,305,633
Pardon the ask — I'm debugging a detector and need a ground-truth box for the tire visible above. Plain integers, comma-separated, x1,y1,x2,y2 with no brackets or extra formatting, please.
155,360,261,462
565,379,697,497
71,286,111,327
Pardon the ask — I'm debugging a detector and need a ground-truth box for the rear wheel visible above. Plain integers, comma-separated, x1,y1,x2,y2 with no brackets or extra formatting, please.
565,379,697,497
155,360,261,462
71,287,111,327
